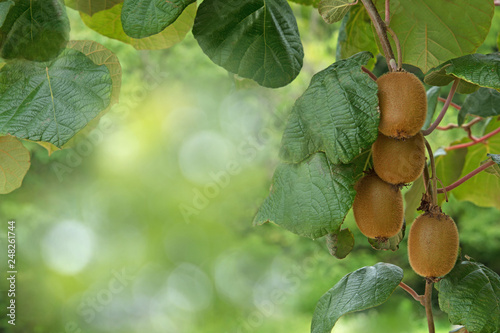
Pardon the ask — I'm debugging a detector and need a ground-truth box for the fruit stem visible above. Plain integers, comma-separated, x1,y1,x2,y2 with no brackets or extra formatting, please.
424,280,436,333
446,126,500,151
386,27,402,70
437,160,496,193
424,139,438,206
360,0,396,70
361,66,378,81
422,79,459,136
423,162,431,194
399,282,425,306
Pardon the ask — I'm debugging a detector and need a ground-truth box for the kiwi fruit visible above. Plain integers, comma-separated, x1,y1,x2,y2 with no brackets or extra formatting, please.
353,173,404,239
377,72,427,139
372,131,426,185
408,212,459,278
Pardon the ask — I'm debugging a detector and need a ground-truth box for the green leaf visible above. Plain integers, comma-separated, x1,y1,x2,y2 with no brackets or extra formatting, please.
0,135,30,194
452,119,500,209
0,48,112,147
0,1,14,28
318,0,355,24
336,5,378,69
311,263,403,333
375,0,494,73
368,220,405,251
437,261,500,333
280,52,379,164
121,0,196,38
326,228,354,259
482,154,500,177
65,0,123,16
458,88,500,126
423,86,441,129
81,3,196,50
404,175,425,223
0,0,70,61
289,0,320,7
425,54,500,95
192,0,303,88
435,147,467,204
254,152,365,239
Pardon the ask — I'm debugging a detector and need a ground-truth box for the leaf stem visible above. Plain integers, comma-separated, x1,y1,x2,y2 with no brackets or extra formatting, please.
360,0,396,70
361,65,378,81
446,126,500,151
424,139,438,206
424,280,435,333
386,27,402,70
437,116,482,131
437,160,496,194
421,79,459,136
399,282,424,306
385,0,390,25
437,97,462,110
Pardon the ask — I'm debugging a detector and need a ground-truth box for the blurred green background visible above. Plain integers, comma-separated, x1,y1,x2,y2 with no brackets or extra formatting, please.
1,4,500,333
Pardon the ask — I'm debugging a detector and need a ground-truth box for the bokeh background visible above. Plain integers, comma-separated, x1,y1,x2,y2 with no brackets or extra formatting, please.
1,4,500,333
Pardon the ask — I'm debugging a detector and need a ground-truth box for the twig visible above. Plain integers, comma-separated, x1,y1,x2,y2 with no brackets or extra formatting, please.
422,79,459,136
446,126,500,151
425,280,435,333
385,0,390,25
399,282,425,306
360,0,396,70
361,66,378,81
437,97,462,110
437,116,482,131
424,139,438,206
437,160,496,193
386,27,402,70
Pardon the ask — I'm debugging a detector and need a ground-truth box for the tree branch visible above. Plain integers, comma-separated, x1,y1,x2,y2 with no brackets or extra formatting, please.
360,0,396,69
421,79,459,136
446,126,500,151
437,160,496,194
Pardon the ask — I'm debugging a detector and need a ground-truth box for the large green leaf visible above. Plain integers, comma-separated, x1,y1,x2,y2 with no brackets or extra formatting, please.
375,0,494,73
311,263,403,333
121,0,196,38
0,0,70,61
458,88,500,125
65,0,123,16
336,5,378,69
325,228,354,259
435,147,467,204
0,49,112,147
318,0,355,24
425,54,500,94
437,261,500,333
253,151,366,239
0,1,14,28
0,135,30,194
192,0,303,88
81,3,196,50
452,119,500,209
280,52,379,164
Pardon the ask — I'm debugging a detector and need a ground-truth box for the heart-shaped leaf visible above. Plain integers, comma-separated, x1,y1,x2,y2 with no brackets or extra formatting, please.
121,0,196,38
0,49,112,147
437,261,500,333
0,0,70,61
193,0,303,88
311,262,403,333
280,51,379,164
0,136,30,194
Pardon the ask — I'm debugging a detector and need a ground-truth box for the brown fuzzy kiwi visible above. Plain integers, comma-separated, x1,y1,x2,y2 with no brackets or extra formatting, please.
372,131,426,185
408,212,459,278
377,72,427,139
353,173,404,239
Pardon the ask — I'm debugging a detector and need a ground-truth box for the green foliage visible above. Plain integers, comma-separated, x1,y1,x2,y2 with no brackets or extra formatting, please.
81,3,196,50
367,221,405,251
65,0,123,16
311,263,403,333
0,1,14,27
376,0,494,73
437,261,500,333
192,0,304,88
0,48,112,147
458,88,500,125
0,0,69,61
0,136,30,194
318,0,355,24
326,228,355,259
279,52,379,164
423,86,441,129
121,0,196,38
